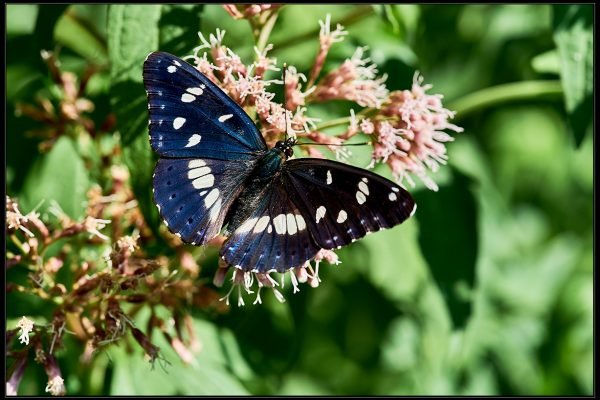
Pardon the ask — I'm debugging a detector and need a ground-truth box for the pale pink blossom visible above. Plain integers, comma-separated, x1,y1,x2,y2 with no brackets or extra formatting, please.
308,14,348,86
310,47,388,108
372,72,463,191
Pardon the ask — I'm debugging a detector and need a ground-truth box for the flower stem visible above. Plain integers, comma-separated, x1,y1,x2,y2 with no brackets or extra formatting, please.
314,113,395,132
256,11,280,54
272,6,374,53
448,80,564,120
10,234,28,255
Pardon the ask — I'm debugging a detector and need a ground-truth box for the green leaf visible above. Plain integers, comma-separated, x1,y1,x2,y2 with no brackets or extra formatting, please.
531,49,560,74
108,5,161,144
122,132,162,240
21,136,90,219
55,6,108,65
372,4,420,40
108,5,163,240
7,5,38,36
357,218,428,303
159,5,203,55
34,5,68,52
552,5,593,147
109,319,249,395
413,167,478,328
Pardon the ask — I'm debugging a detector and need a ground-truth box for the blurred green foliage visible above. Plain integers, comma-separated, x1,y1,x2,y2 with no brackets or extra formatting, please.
6,4,592,396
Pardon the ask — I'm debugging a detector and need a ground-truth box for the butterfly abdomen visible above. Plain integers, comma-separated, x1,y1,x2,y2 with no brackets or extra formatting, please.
223,147,285,235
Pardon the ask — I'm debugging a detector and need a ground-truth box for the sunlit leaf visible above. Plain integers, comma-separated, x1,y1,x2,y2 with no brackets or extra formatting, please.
21,136,90,219
552,4,593,147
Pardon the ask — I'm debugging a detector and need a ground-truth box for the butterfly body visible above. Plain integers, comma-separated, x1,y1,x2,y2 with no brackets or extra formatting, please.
144,51,416,274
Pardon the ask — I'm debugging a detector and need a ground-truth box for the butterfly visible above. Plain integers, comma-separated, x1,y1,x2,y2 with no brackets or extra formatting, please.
143,51,416,274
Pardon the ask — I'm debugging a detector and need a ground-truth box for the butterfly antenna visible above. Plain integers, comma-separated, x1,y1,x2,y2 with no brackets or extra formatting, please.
283,63,289,141
296,141,372,147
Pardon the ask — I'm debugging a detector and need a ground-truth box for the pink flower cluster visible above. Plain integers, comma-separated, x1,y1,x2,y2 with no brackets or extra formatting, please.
182,10,462,304
370,73,464,191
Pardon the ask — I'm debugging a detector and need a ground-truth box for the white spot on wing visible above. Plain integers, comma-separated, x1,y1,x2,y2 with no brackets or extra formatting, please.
295,214,306,231
218,114,233,122
204,188,220,208
187,166,210,179
337,210,348,223
192,174,214,189
254,216,270,233
188,160,206,169
326,170,332,185
389,192,397,201
358,181,369,195
238,217,258,233
187,87,203,96
173,117,186,130
362,177,368,183
181,93,196,103
209,198,222,221
185,134,202,147
356,191,367,204
267,224,273,233
173,60,181,66
167,65,177,73
273,214,287,234
316,206,326,223
392,187,400,192
286,214,297,235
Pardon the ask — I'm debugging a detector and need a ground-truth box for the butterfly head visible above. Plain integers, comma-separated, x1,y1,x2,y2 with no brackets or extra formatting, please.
274,137,297,159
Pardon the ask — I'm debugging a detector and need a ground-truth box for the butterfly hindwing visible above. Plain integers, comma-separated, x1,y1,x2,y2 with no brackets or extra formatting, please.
284,158,416,249
143,51,267,161
153,157,257,245
220,178,321,273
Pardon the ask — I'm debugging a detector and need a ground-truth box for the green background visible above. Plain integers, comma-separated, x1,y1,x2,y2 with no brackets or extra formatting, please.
6,4,593,395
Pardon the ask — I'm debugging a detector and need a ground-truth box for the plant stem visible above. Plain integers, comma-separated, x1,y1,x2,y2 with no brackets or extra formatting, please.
272,6,375,53
448,80,564,120
256,11,280,54
10,235,28,255
314,113,395,132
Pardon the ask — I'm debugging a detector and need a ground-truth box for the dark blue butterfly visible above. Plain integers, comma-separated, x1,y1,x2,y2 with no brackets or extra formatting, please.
143,51,416,273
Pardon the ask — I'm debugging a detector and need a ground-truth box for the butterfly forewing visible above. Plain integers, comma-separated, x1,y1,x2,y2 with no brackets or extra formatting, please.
220,178,321,273
143,52,267,160
284,159,416,249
